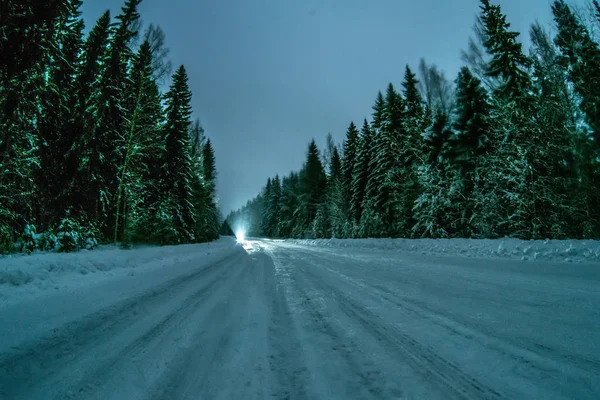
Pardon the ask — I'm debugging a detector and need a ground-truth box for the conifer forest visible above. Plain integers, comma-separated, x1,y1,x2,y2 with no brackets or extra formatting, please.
1,0,221,252
228,0,600,241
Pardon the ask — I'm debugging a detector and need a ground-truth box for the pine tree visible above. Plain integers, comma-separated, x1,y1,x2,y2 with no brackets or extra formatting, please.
350,119,373,225
93,0,142,238
297,140,327,237
473,0,539,239
552,0,600,237
261,177,273,236
480,0,533,105
326,147,345,237
278,172,300,238
35,0,84,230
262,175,282,237
188,120,221,242
200,138,220,241
72,11,111,223
0,0,68,82
0,0,72,242
159,65,196,243
341,122,360,214
270,175,282,237
529,22,582,238
449,67,491,236
202,138,217,184
113,40,165,244
397,67,425,236
553,0,600,143
452,67,491,166
363,85,405,237
188,119,209,241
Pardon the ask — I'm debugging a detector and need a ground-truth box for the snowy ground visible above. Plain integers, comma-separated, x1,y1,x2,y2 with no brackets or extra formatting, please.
0,237,599,399
291,237,600,263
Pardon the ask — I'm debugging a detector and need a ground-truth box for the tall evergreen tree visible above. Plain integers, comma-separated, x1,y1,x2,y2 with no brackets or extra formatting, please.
270,175,282,237
326,147,345,237
451,67,491,236
35,0,84,230
0,1,71,240
529,22,582,238
341,122,360,214
93,0,142,237
199,138,220,241
397,67,425,236
297,140,327,237
350,119,373,225
552,1,600,237
553,0,600,143
480,0,533,105
261,178,273,236
473,0,539,238
362,86,402,237
159,65,195,243
278,172,300,238
73,11,111,222
113,40,166,244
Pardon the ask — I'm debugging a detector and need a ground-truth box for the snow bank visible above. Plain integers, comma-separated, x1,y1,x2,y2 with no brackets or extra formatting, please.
290,238,600,263
0,238,238,306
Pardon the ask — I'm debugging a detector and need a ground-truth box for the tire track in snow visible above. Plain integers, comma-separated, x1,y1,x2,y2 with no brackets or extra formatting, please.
56,259,235,400
293,246,599,397
149,251,269,400
298,260,505,400
0,251,243,400
268,248,401,400
262,250,311,400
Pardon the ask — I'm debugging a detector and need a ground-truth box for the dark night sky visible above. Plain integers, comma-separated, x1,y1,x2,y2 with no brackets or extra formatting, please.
80,0,585,215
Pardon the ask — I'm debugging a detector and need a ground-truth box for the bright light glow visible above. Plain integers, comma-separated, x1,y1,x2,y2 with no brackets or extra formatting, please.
236,231,245,242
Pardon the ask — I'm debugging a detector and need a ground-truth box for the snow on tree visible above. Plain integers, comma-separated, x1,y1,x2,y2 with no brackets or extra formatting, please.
327,147,345,237
158,65,196,244
341,122,360,216
350,119,373,228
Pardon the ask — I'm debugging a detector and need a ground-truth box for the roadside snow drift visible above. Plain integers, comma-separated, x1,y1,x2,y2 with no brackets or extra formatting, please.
0,238,239,307
290,237,600,263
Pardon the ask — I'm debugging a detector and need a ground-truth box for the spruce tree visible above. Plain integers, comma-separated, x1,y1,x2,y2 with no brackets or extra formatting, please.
449,67,491,236
552,0,600,237
278,172,300,238
473,0,539,238
553,0,600,143
363,85,405,237
270,175,282,237
350,119,373,226
297,140,327,237
0,0,73,242
159,65,195,243
73,11,111,223
529,22,582,238
113,40,165,244
397,67,425,236
452,67,491,166
36,0,84,230
480,0,533,105
261,178,273,236
341,122,360,214
93,0,142,238
326,147,345,237
200,138,220,241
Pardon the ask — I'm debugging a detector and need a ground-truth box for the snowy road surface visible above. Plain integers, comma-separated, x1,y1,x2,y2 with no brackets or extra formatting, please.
1,238,599,399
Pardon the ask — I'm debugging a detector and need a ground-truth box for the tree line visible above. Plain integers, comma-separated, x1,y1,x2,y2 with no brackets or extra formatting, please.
227,0,600,240
1,0,220,252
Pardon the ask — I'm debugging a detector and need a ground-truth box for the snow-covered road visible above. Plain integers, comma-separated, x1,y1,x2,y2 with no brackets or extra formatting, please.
1,238,599,399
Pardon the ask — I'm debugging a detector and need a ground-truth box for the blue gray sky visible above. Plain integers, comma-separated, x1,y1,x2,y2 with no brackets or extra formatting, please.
81,0,584,214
